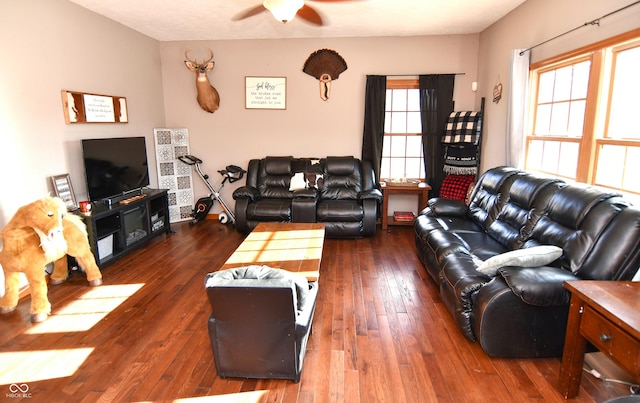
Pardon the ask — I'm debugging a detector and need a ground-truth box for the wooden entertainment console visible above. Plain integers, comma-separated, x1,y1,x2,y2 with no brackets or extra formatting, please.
83,189,171,268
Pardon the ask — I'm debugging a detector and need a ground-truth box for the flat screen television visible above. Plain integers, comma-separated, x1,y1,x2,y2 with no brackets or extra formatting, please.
81,136,150,202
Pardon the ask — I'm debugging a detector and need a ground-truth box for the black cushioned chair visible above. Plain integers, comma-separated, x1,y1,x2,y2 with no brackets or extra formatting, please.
205,266,318,382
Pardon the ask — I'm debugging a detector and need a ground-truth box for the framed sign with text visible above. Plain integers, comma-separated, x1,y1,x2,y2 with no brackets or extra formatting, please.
61,90,128,124
245,77,286,110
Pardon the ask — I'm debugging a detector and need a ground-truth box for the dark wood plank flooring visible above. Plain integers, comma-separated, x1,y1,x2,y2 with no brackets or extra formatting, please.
0,221,631,402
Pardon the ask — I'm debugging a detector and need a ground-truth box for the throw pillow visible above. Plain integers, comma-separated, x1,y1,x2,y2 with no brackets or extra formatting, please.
306,172,324,190
306,159,324,190
440,174,476,201
465,180,476,204
476,245,563,276
289,172,307,191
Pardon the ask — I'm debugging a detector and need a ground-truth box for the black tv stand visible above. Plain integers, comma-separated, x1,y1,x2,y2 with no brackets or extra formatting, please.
83,188,171,268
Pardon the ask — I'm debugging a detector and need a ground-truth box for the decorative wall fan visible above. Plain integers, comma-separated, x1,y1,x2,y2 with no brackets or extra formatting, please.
233,0,359,25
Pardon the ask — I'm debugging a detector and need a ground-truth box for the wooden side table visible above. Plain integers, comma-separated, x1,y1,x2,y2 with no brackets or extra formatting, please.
558,281,640,398
381,182,431,230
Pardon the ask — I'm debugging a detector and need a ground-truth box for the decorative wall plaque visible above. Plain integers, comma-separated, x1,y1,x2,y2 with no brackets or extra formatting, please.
61,90,128,124
245,77,286,110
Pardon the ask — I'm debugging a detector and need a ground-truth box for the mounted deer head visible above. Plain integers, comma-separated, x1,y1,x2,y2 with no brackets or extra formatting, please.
184,48,220,113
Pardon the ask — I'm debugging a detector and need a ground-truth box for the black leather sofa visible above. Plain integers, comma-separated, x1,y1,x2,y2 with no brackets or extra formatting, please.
233,156,382,238
414,166,640,357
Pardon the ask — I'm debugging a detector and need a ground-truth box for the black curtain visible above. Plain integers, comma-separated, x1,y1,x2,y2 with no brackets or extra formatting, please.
420,74,455,197
361,75,387,184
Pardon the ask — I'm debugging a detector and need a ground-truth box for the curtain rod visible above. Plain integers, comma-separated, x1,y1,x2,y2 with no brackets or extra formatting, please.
384,73,465,77
519,0,640,56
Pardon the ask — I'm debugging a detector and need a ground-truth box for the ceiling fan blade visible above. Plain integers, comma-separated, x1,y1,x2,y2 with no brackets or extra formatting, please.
231,4,267,21
298,5,324,26
309,0,363,2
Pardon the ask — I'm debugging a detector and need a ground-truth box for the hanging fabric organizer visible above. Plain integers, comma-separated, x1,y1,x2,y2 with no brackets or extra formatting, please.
439,98,485,200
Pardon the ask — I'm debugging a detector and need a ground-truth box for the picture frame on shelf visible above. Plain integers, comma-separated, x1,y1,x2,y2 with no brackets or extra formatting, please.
51,174,78,211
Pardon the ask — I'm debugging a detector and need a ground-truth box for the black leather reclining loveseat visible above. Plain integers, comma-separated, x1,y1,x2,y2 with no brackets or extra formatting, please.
233,156,382,238
414,166,640,357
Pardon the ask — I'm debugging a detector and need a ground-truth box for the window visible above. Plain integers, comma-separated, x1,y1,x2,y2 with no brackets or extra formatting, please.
381,79,425,181
525,29,640,201
526,58,589,180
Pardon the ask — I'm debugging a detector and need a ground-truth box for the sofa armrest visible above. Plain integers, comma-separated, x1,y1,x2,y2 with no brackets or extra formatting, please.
233,198,250,233
233,186,259,201
427,197,469,217
362,198,378,236
498,266,579,307
359,188,383,202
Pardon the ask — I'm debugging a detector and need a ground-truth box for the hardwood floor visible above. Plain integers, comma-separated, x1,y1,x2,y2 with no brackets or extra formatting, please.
0,221,631,402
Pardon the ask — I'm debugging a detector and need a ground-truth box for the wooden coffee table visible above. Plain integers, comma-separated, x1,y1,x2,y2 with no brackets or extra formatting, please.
220,222,325,281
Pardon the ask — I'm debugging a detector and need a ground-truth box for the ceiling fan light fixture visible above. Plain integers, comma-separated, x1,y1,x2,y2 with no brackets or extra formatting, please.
263,0,304,23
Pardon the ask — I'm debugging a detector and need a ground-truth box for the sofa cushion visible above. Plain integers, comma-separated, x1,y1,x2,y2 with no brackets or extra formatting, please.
486,175,562,250
316,200,363,222
466,167,520,230
320,156,362,200
476,245,563,276
325,156,357,175
246,199,291,221
265,156,293,175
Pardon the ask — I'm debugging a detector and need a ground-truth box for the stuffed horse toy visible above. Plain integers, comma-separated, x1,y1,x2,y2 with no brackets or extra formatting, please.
0,197,102,323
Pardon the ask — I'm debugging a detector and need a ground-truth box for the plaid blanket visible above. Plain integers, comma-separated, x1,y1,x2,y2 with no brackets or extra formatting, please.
443,144,478,175
442,111,482,144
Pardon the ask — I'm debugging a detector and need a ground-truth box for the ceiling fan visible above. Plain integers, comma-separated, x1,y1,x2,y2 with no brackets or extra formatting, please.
233,0,359,26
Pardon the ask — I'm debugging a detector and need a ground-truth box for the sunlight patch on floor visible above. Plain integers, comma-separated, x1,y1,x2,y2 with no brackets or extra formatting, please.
225,229,323,265
0,348,93,384
25,283,145,334
166,390,268,402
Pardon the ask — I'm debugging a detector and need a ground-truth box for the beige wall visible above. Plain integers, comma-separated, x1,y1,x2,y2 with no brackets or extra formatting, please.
477,0,640,171
160,35,479,206
0,0,164,227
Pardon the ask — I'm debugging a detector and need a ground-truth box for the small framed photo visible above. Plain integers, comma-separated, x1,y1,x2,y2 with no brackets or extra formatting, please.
245,76,286,110
51,174,78,210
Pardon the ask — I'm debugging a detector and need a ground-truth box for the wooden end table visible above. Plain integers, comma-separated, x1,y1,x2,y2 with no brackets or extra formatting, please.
220,222,325,281
558,280,640,398
381,182,431,230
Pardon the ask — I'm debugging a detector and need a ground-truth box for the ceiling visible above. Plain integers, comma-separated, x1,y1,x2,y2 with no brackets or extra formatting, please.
67,0,527,42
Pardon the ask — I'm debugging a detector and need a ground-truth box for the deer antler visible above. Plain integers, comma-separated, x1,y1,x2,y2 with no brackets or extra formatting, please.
203,48,214,64
184,48,196,64
184,48,214,65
